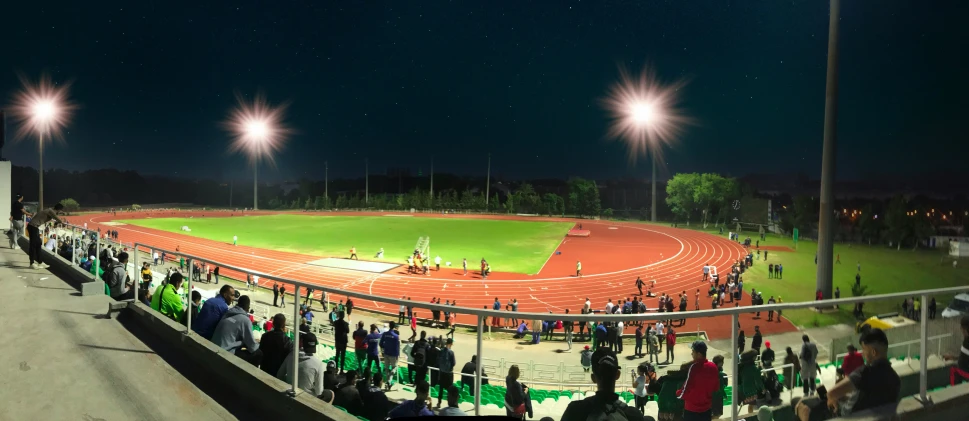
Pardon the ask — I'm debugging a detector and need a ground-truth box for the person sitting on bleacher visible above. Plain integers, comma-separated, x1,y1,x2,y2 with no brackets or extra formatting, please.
192,285,235,340
561,347,648,421
106,252,134,301
334,370,365,415
259,314,293,378
150,272,185,322
358,372,395,421
211,295,262,366
387,380,434,418
277,332,325,397
794,328,900,420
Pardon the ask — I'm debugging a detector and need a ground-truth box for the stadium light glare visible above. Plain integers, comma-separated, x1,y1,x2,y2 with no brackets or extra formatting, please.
225,93,291,210
10,74,76,210
602,65,691,222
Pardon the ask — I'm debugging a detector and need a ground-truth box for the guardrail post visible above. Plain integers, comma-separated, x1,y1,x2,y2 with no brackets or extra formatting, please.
290,284,301,397
94,233,101,281
731,313,739,421
186,259,193,333
133,245,139,306
919,293,929,404
475,314,483,416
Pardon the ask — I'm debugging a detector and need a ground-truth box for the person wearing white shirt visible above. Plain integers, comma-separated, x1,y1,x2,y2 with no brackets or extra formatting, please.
630,364,649,414
605,299,614,314
583,298,591,313
616,321,625,353
655,321,665,353
252,275,259,291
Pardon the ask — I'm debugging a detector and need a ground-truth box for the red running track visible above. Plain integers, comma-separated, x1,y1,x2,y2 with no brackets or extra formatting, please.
82,211,797,340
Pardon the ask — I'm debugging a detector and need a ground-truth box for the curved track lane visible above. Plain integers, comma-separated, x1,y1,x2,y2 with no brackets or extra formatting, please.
83,211,796,339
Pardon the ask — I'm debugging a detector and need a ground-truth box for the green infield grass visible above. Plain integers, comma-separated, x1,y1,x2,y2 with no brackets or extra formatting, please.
623,220,969,328
119,214,573,274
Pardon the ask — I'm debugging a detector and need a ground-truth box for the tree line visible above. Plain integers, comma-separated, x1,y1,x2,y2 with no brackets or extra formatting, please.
263,177,603,217
664,172,741,228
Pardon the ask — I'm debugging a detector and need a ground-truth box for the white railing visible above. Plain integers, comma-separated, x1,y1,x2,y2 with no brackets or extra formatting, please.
128,242,969,419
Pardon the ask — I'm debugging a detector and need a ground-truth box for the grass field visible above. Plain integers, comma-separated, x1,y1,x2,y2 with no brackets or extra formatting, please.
630,221,969,327
119,215,574,274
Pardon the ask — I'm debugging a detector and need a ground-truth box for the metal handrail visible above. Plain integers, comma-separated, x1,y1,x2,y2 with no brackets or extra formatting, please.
130,242,969,419
133,242,969,322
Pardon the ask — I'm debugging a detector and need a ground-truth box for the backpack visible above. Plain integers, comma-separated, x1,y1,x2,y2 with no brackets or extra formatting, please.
585,399,631,421
412,343,427,367
555,320,563,329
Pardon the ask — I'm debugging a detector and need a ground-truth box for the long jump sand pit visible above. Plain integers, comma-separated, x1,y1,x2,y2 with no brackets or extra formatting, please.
306,257,400,273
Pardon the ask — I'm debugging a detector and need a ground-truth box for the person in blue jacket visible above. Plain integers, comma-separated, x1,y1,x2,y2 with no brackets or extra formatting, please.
387,380,434,418
380,322,401,388
192,285,235,339
364,324,383,376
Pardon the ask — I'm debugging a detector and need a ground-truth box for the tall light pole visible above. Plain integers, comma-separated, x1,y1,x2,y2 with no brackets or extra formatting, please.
365,158,369,204
817,0,842,300
324,161,329,203
11,75,74,211
225,93,289,211
430,156,434,201
602,66,690,222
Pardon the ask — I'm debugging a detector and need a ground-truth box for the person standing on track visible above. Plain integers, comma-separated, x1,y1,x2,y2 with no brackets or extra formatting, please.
702,264,709,282
636,277,645,295
349,246,358,260
462,258,468,276
233,235,238,246
576,260,582,277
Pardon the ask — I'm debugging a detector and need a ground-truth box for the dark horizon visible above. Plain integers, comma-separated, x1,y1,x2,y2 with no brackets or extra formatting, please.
2,1,967,182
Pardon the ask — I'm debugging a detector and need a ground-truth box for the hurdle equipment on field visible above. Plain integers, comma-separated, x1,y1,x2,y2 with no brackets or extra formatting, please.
566,229,590,237
415,236,431,258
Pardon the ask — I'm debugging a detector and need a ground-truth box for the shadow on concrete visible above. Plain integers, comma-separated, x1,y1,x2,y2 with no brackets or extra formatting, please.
52,309,103,317
116,311,273,421
78,343,158,354
29,284,78,292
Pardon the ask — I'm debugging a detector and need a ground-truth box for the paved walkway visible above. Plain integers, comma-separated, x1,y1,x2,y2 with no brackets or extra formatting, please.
0,245,236,421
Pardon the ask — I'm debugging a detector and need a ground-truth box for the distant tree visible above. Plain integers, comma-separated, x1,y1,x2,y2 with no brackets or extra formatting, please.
603,208,614,219
304,197,313,210
666,173,699,224
314,196,324,210
335,194,348,209
566,177,601,217
885,195,909,250
514,183,541,214
693,173,734,228
131,204,142,210
59,198,80,214
542,193,563,216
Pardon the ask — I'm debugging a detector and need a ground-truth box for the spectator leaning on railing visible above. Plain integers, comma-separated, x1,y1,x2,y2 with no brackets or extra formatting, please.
26,202,65,269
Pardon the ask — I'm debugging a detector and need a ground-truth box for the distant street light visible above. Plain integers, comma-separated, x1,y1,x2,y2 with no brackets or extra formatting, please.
602,66,690,222
10,75,75,211
225,93,290,210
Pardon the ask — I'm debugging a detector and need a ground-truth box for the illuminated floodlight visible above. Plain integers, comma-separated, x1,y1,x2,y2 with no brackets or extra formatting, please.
225,93,290,166
601,65,691,163
10,74,76,141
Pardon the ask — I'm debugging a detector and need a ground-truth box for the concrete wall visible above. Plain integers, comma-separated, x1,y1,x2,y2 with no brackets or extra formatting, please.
124,301,357,421
0,161,10,231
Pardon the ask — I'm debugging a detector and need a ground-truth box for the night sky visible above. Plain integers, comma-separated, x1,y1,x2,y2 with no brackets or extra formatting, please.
2,0,967,182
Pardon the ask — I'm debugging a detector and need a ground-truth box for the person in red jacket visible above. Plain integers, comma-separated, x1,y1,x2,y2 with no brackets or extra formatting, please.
677,341,720,421
841,344,865,377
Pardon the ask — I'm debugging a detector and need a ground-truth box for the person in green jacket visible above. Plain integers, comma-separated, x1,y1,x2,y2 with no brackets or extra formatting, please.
152,272,186,322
